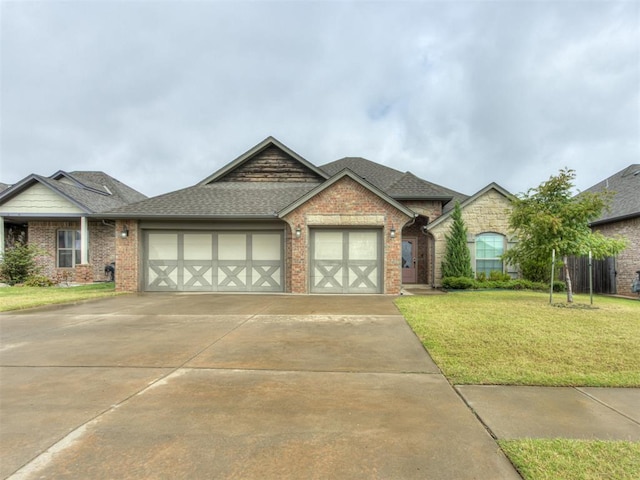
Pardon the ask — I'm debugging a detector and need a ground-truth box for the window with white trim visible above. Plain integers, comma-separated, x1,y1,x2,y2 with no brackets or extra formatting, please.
57,230,82,267
475,233,504,277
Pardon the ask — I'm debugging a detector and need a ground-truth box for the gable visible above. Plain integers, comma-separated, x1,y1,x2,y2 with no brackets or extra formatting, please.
0,182,84,215
217,145,325,183
199,137,328,185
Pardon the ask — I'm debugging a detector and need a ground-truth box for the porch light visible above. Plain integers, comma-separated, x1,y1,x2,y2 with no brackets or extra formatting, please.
390,226,396,239
120,226,129,239
295,225,301,238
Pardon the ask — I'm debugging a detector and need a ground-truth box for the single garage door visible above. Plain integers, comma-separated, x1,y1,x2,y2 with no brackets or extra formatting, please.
310,229,382,294
144,231,283,292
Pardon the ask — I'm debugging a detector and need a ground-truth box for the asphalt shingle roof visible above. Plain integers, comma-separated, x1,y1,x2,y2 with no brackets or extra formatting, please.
320,157,467,203
103,182,320,217
0,171,147,214
582,164,640,224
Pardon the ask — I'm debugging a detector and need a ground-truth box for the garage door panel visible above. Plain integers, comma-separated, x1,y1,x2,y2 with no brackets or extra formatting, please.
144,231,282,292
183,261,214,290
147,260,179,291
311,230,382,294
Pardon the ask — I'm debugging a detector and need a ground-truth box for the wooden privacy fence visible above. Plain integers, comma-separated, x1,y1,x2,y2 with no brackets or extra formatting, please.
563,255,617,294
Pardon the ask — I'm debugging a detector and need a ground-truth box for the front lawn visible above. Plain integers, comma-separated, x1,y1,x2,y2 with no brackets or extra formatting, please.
395,291,640,387
499,439,640,480
0,282,120,312
396,291,640,480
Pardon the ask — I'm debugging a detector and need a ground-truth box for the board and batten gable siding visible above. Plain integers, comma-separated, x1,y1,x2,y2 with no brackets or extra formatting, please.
218,146,324,183
0,183,84,214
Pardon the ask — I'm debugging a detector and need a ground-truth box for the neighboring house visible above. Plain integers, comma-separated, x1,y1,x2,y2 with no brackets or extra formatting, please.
0,171,147,283
575,164,640,296
102,136,515,294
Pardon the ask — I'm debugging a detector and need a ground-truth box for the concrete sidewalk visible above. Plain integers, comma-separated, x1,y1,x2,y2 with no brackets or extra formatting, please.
0,294,520,480
457,385,640,441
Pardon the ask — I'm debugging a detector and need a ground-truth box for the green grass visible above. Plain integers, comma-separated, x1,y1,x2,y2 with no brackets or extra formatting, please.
396,291,640,479
499,439,640,480
0,282,121,312
396,291,640,387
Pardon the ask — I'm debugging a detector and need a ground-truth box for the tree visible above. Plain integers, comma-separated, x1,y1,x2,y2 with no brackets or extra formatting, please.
0,243,44,285
442,202,473,278
503,168,627,303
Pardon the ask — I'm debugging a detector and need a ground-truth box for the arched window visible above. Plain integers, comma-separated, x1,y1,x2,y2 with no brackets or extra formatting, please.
475,233,504,277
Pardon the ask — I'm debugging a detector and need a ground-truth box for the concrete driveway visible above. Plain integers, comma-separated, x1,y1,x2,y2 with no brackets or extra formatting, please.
1,294,519,479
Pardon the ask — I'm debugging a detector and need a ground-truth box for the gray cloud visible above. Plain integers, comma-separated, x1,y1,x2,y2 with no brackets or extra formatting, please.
1,1,638,198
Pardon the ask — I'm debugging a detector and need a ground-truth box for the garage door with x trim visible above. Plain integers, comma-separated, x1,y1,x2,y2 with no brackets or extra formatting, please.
310,229,382,294
144,231,283,292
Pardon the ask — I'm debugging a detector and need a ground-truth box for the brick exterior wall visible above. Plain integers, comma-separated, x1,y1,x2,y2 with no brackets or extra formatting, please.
27,220,115,283
399,200,444,285
593,217,640,297
115,219,140,292
283,176,411,294
428,189,514,286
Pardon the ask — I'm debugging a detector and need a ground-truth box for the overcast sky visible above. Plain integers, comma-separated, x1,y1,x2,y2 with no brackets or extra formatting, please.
1,0,638,199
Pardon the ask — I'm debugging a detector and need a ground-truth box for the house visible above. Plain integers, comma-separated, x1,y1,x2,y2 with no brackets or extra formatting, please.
0,171,147,283
101,136,515,294
577,164,640,296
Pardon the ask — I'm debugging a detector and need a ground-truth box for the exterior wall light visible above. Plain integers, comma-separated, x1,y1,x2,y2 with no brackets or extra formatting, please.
390,227,396,239
295,225,302,238
120,226,129,239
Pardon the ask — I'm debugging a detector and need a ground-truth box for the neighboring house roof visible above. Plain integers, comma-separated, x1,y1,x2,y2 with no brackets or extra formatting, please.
581,164,640,226
0,171,147,215
320,157,466,204
426,182,514,230
0,182,11,193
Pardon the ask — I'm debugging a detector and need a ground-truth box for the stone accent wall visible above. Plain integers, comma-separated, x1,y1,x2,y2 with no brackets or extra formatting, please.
115,219,140,292
27,220,115,282
593,216,640,297
429,190,513,286
283,176,411,294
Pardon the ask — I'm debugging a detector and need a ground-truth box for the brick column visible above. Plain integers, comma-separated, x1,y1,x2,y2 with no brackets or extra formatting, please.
115,219,140,292
74,264,94,284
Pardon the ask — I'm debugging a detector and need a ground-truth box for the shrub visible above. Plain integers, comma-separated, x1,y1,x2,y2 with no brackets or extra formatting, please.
0,243,44,285
24,275,56,287
442,277,478,290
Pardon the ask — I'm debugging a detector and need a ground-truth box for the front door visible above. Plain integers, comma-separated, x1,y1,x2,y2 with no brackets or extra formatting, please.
402,237,417,284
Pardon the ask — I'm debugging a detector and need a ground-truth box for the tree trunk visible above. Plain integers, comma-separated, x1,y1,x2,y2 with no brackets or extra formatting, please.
563,255,574,303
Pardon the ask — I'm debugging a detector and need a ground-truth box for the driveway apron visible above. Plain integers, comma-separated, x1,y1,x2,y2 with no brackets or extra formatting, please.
0,294,519,479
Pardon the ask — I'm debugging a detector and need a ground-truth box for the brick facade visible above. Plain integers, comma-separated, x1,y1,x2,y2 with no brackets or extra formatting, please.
399,200,444,285
28,220,115,283
593,217,640,297
115,219,140,292
283,176,412,294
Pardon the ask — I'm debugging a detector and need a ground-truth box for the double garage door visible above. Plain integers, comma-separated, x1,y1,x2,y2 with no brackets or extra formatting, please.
144,231,284,292
143,228,383,293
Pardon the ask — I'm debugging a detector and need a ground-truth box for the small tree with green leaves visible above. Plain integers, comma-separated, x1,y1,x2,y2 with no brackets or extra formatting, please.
442,202,474,278
503,168,627,303
0,243,44,285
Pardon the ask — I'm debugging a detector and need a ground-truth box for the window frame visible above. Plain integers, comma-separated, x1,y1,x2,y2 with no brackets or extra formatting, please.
475,232,505,277
57,229,82,268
